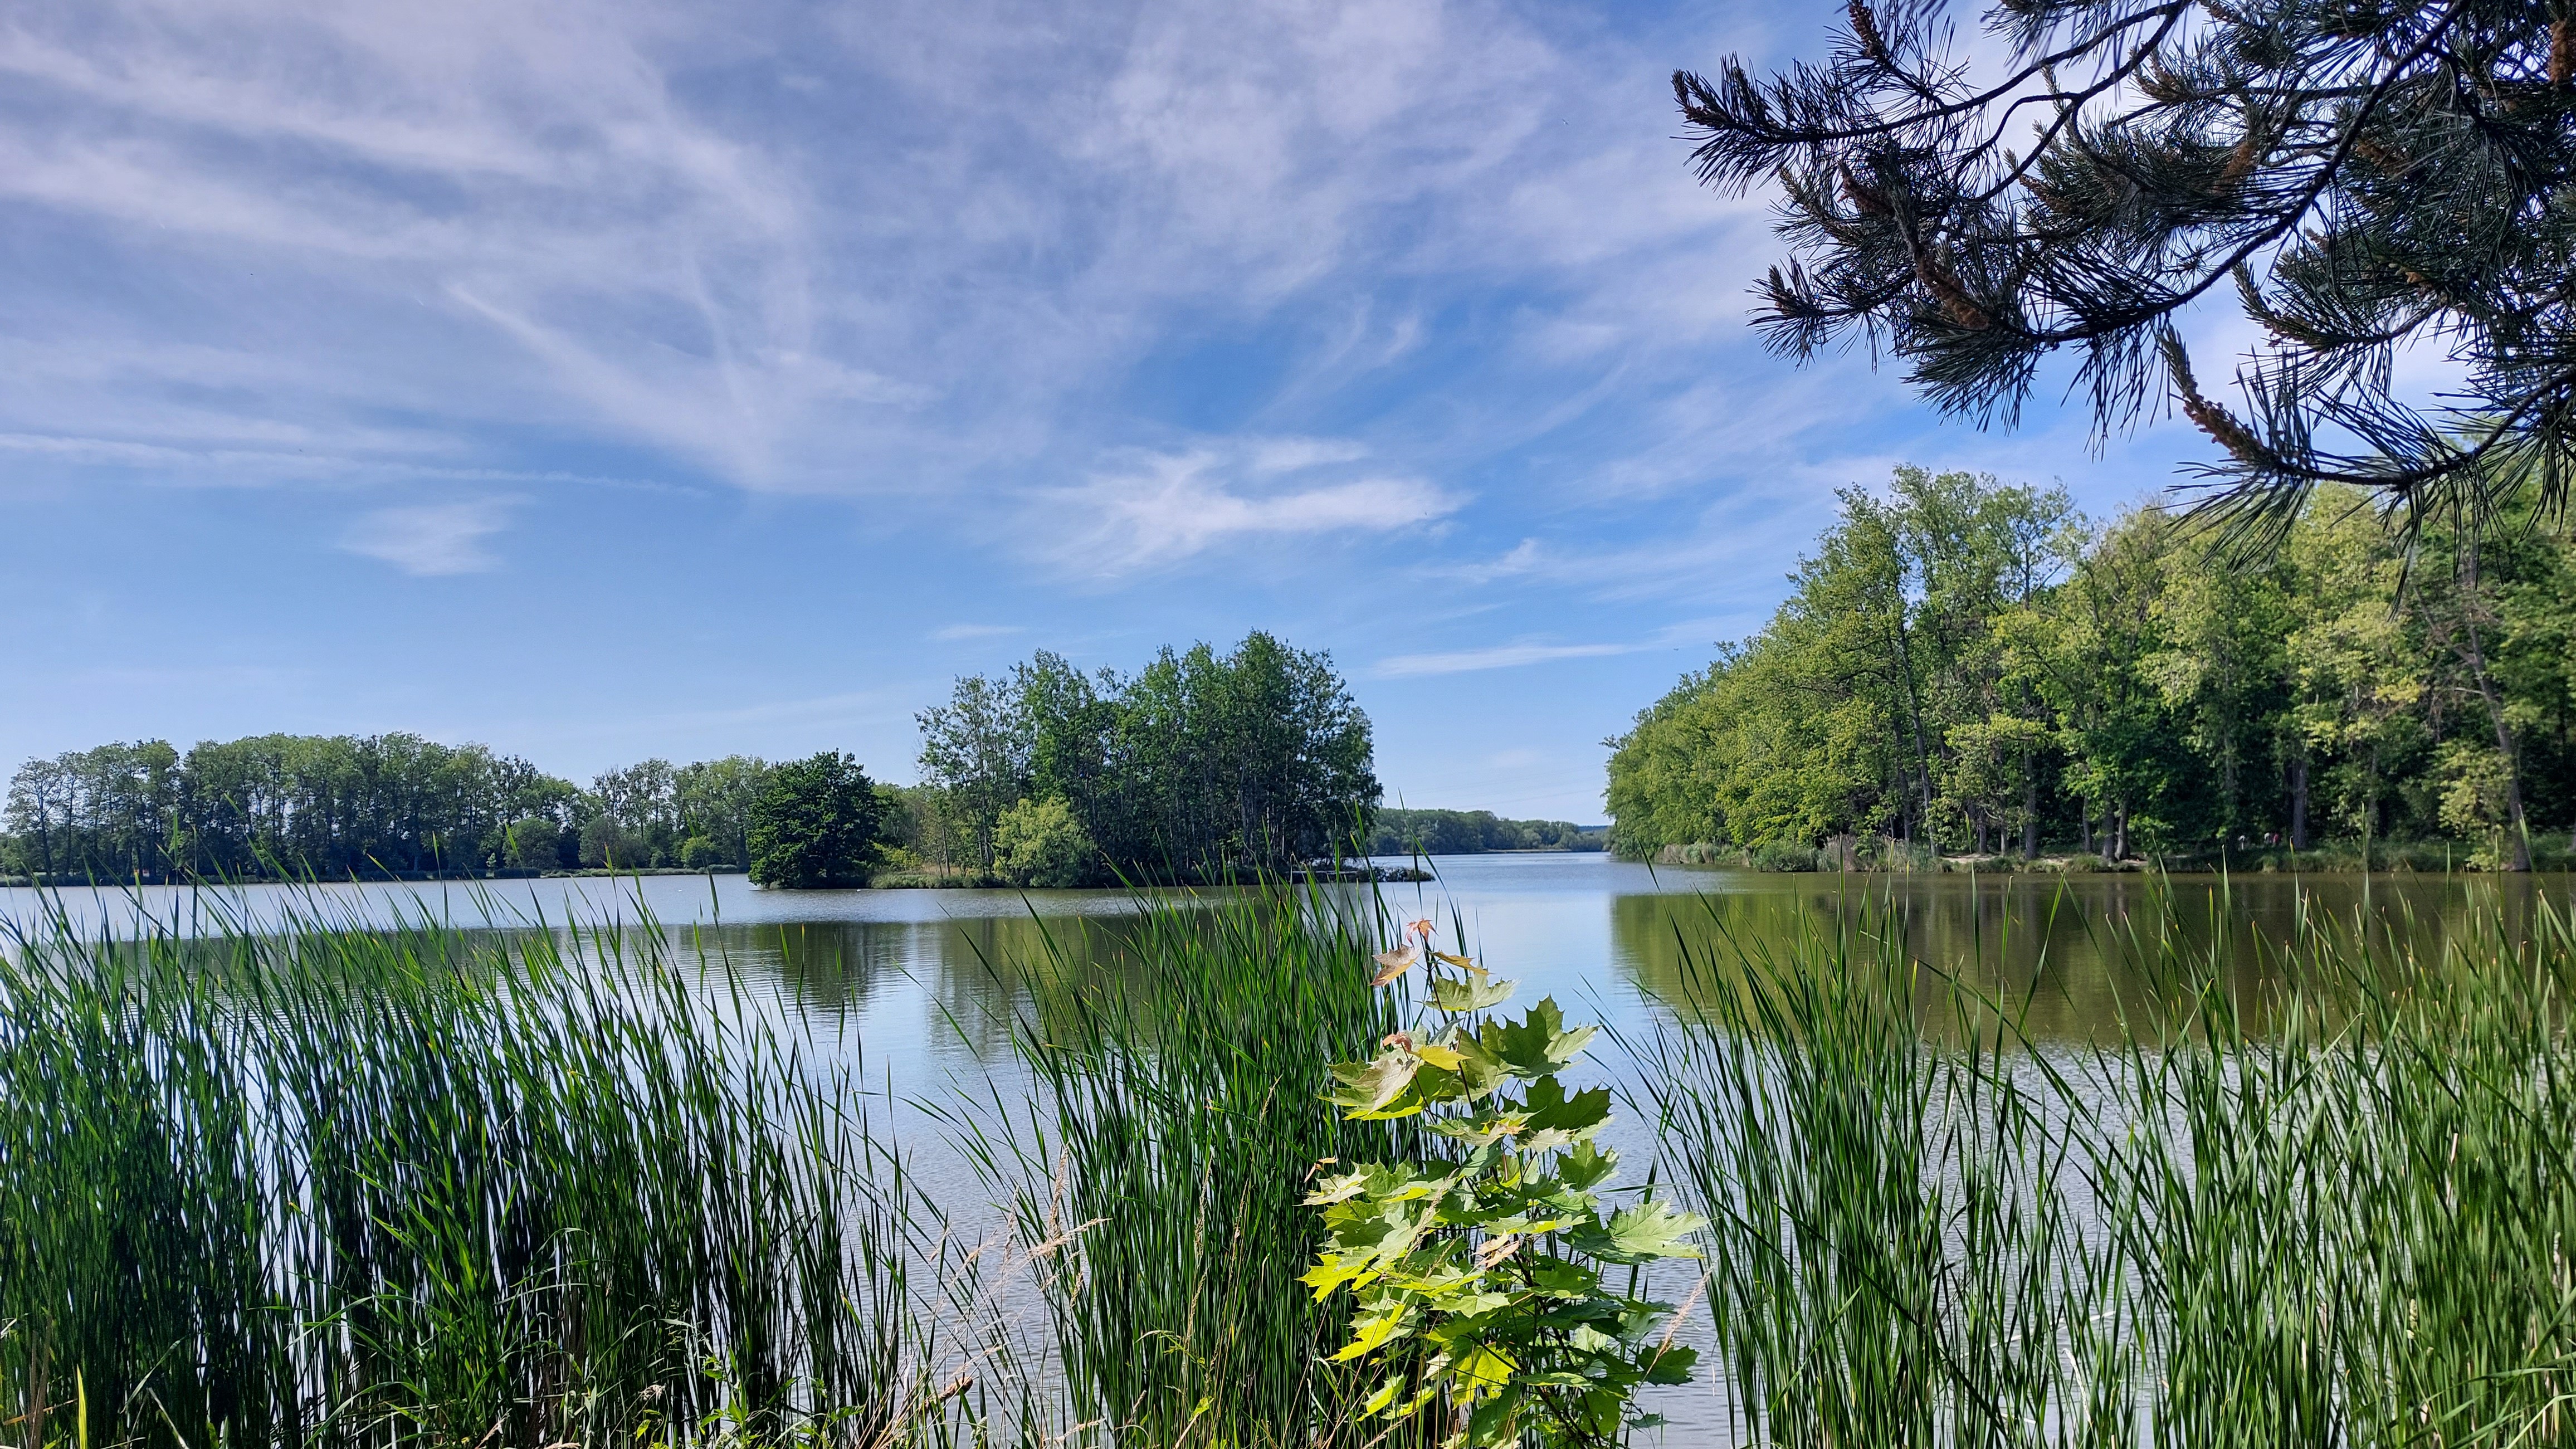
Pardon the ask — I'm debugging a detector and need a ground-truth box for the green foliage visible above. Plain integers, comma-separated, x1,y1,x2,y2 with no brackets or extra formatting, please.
0,737,780,881
1610,469,2576,866
671,755,772,871
1305,930,1702,1446
919,632,1380,883
1368,809,1606,856
747,752,885,889
989,794,1095,887
1743,841,1817,872
1677,0,2576,531
958,884,1419,1446
0,900,981,1447
2,734,579,881
502,815,567,871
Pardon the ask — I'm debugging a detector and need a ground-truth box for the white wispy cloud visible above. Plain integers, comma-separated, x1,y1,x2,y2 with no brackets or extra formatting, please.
932,622,1022,641
0,0,1795,530
339,498,521,576
1374,641,1643,677
1045,443,1461,576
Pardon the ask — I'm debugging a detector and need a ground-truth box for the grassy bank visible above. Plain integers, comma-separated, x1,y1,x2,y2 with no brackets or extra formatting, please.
0,884,1424,1447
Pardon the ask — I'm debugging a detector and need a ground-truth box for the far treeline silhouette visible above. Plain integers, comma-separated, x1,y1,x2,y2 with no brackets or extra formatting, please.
1609,468,2576,870
0,632,1384,889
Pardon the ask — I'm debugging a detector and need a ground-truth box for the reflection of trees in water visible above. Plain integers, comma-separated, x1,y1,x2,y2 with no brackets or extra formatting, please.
689,909,1219,1063
1611,875,2576,1043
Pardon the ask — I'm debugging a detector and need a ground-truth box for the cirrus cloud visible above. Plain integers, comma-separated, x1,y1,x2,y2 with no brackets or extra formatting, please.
339,497,521,576
1044,441,1461,577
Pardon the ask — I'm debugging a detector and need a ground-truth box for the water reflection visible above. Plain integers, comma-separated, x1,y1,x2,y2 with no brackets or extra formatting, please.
1603,867,2576,1041
11,861,2573,1058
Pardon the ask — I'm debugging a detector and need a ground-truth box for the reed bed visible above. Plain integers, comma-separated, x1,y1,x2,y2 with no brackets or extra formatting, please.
0,889,991,1448
943,883,1429,1448
1627,880,2576,1448
12,872,2576,1449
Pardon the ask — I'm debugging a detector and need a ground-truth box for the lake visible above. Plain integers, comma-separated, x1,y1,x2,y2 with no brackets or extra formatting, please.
13,853,2570,1066
9,855,2572,1439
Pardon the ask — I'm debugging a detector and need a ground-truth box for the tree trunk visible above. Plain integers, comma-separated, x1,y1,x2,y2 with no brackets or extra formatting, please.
2460,606,2533,870
2289,752,2309,850
2022,776,2039,860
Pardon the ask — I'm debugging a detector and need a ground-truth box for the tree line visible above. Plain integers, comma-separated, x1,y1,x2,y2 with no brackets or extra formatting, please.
0,734,783,882
1,631,1383,888
1368,809,1604,857
1608,467,2576,869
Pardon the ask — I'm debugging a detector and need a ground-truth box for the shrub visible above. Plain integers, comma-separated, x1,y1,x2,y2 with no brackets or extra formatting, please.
678,835,723,870
1306,922,1702,1444
992,795,1095,889
502,817,563,871
1746,841,1819,872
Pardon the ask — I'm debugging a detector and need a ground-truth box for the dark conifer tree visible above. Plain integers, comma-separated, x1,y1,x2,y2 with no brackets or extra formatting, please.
1676,0,2576,538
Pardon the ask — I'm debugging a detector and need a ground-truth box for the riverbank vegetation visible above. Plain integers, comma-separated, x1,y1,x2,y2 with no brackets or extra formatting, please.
1,632,1388,890
1367,808,1606,857
1626,881,2576,1446
10,876,2574,1446
1608,467,2576,870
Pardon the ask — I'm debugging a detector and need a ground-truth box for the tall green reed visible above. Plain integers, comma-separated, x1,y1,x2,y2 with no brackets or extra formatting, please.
944,880,1427,1448
0,887,988,1448
1627,876,2576,1448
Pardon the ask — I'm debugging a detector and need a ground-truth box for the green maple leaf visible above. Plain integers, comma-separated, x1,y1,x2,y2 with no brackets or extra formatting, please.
1482,997,1597,1078
1518,1077,1611,1151
1568,1200,1706,1264
1558,1139,1617,1191
1430,973,1516,1012
1325,1048,1421,1114
1641,1344,1699,1385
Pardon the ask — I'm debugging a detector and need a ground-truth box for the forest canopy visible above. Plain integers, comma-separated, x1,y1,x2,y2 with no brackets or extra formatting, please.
1607,467,2576,869
1367,809,1606,857
913,631,1379,885
0,734,780,882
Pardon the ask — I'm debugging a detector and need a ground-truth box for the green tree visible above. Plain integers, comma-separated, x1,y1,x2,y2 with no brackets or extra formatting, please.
2143,524,2299,848
589,758,680,867
915,675,1028,871
2285,496,2427,863
1606,469,2076,857
2025,511,2187,860
991,794,1097,887
2495,532,2576,848
747,753,886,889
504,816,565,871
674,755,770,870
920,632,1379,883
1675,0,2576,532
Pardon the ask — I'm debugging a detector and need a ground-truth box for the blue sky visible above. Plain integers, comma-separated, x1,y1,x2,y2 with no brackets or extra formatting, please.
0,0,2210,822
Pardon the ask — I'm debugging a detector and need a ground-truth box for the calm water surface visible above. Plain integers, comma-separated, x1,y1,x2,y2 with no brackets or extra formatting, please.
9,853,2572,1095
